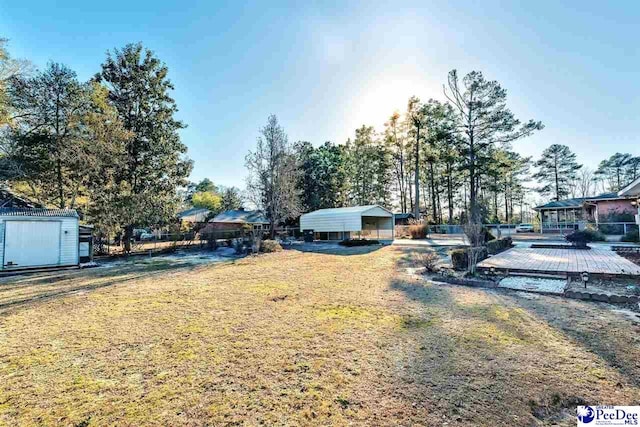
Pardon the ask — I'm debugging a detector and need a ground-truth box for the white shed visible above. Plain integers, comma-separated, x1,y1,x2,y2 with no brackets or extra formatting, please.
0,208,79,270
299,205,394,240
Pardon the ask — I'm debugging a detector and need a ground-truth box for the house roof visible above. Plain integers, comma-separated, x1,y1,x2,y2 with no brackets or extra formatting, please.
177,207,210,218
534,192,635,210
0,188,40,209
210,209,268,224
0,207,79,217
534,198,587,210
301,205,393,218
583,192,634,202
619,176,640,197
394,213,414,219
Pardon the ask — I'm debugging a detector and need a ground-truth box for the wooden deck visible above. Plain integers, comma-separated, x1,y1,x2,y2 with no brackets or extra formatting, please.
477,247,640,277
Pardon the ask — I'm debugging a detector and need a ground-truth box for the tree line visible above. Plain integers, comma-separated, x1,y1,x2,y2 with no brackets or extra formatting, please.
247,70,545,228
2,37,636,241
0,39,192,250
246,71,638,229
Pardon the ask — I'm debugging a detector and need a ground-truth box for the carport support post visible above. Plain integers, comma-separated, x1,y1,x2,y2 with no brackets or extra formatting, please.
637,201,640,227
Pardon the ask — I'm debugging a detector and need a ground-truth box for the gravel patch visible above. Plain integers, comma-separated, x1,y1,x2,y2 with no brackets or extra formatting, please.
499,276,567,294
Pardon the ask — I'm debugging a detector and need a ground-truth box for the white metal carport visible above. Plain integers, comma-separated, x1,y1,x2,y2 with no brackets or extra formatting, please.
299,205,394,240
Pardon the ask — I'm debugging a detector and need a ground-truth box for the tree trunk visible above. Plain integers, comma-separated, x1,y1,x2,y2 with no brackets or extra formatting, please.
56,156,64,209
469,139,477,224
504,185,509,224
123,225,134,253
554,157,560,201
414,127,420,220
447,163,453,223
429,162,437,223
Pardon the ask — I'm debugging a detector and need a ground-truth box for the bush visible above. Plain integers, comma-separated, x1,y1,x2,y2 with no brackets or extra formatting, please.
408,223,428,239
565,229,605,248
415,251,440,272
484,228,496,242
621,230,640,243
395,226,411,239
486,237,513,255
451,247,488,271
339,239,381,247
260,240,283,253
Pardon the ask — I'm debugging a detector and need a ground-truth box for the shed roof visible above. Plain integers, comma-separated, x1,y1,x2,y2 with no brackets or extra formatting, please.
0,208,79,217
210,209,268,224
302,205,392,218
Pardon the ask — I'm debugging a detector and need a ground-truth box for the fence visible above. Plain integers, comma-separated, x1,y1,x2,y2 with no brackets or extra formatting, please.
395,223,521,238
540,221,638,235
94,229,247,257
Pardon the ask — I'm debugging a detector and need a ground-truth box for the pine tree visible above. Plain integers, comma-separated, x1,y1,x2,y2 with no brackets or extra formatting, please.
533,144,582,200
96,43,192,251
444,70,543,223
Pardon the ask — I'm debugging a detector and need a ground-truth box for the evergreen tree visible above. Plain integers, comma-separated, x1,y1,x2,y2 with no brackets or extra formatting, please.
96,43,192,251
595,153,633,191
345,125,392,208
220,186,243,211
533,144,582,200
6,62,91,207
444,70,543,223
295,141,348,211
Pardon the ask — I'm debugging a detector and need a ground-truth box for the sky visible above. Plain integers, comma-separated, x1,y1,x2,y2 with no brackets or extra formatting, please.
1,1,638,191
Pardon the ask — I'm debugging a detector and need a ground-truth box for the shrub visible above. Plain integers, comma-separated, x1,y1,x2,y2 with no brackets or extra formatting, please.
484,228,496,242
408,223,428,239
565,229,605,248
260,240,283,253
339,239,381,247
395,226,411,239
486,237,513,254
621,230,640,243
415,251,440,272
451,247,488,271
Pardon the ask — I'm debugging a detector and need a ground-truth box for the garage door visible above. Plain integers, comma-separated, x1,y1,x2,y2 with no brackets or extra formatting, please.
4,221,61,268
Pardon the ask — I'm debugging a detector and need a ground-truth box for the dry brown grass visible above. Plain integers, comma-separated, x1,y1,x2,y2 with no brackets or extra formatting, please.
0,247,639,426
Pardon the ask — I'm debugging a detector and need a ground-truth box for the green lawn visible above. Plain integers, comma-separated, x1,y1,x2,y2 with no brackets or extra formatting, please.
0,246,638,426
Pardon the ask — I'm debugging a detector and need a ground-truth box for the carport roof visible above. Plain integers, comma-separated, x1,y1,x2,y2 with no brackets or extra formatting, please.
302,205,392,217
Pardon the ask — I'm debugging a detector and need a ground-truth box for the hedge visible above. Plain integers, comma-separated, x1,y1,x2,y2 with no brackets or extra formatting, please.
486,237,513,255
339,239,381,247
621,230,640,243
451,247,488,270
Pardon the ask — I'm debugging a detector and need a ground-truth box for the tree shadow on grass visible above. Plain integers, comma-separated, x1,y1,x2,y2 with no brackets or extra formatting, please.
283,242,385,256
0,261,200,315
384,275,636,424
502,290,640,388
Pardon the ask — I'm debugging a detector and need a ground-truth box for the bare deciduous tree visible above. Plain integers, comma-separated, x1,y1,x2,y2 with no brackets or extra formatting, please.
462,223,485,274
246,115,301,238
568,167,595,198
